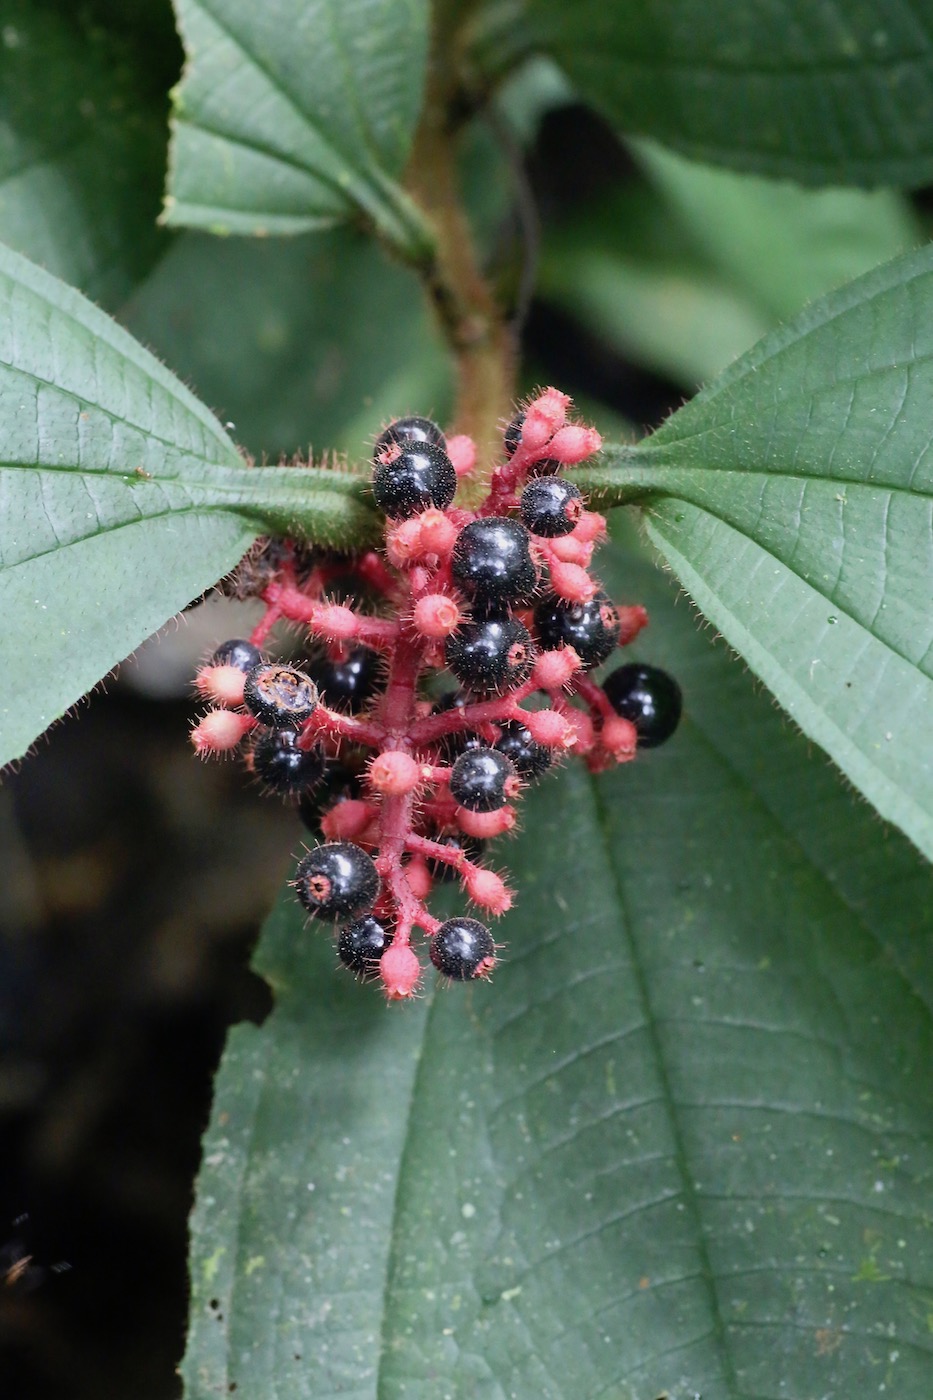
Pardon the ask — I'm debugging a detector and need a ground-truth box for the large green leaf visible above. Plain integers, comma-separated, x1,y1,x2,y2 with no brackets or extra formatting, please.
164,0,433,258
0,245,379,768
123,228,452,462
0,0,169,306
182,529,933,1398
513,0,933,186
578,245,933,864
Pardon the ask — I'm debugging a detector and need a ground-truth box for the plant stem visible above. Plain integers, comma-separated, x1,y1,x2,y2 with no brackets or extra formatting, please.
404,9,516,472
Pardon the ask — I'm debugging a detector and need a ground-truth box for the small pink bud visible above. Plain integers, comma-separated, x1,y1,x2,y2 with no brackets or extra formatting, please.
369,751,420,796
523,708,575,749
386,518,423,567
321,799,379,841
314,604,358,640
456,806,517,838
446,434,476,477
522,387,571,450
532,647,582,691
602,715,638,761
412,593,462,639
548,535,592,567
380,943,421,1000
617,605,649,646
548,560,597,603
464,866,512,914
405,856,433,900
572,510,607,543
547,425,602,464
194,663,248,707
416,508,458,556
190,709,254,755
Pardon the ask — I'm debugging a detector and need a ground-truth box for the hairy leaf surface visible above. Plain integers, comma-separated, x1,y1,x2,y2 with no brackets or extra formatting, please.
0,247,378,767
579,246,933,861
165,0,432,257
182,530,933,1399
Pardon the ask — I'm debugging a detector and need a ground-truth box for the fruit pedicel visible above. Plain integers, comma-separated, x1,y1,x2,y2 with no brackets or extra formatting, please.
190,389,682,1000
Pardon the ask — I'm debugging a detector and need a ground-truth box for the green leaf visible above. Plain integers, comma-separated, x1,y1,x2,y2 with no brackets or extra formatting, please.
164,0,434,259
0,0,170,306
182,529,933,1399
577,245,933,862
122,228,452,462
0,244,379,768
518,0,933,186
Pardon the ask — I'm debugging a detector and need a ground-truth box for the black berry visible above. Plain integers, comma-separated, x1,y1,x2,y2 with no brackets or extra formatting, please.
451,517,537,608
338,915,393,977
307,646,381,713
449,747,518,812
374,416,446,460
252,729,326,795
243,663,319,727
445,615,536,697
495,719,552,780
534,591,620,669
603,663,683,748
211,638,263,673
372,442,456,519
430,918,496,980
294,842,380,920
520,477,582,537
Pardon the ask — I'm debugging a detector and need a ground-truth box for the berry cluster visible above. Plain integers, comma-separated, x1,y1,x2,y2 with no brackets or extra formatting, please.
191,390,682,1000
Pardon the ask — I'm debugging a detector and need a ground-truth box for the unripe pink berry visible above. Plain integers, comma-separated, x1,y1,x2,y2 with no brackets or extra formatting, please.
572,510,607,543
602,715,638,761
464,866,513,914
314,604,358,640
617,605,650,646
548,560,597,603
191,709,255,755
369,751,420,796
380,943,421,1000
446,434,477,477
456,806,517,838
563,707,595,752
548,535,592,567
522,387,570,450
195,663,248,707
406,857,433,900
412,593,462,639
532,647,582,691
416,508,458,556
523,708,576,749
321,799,379,842
386,518,423,567
547,425,602,464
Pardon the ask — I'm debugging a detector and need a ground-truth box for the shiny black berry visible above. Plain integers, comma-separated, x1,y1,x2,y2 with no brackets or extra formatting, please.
449,748,518,812
338,915,393,977
445,615,536,697
451,518,537,608
243,663,319,727
430,918,496,980
252,729,326,795
520,477,582,537
534,591,620,669
307,646,381,713
603,663,683,748
372,442,456,519
211,638,263,672
495,719,552,780
373,416,446,460
295,842,380,921
425,832,486,883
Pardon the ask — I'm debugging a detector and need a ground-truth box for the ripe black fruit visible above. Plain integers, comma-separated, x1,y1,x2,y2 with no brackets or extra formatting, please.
449,748,517,812
520,477,582,537
338,915,393,976
430,918,496,980
495,719,552,779
307,646,381,713
295,842,380,920
451,517,537,607
445,615,536,697
373,416,446,460
243,664,319,727
253,729,326,795
372,442,456,519
211,638,263,672
534,591,620,669
603,663,683,748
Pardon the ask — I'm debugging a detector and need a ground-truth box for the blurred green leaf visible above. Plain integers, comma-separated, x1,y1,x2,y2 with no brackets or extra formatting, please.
183,527,933,1399
0,0,169,306
0,246,379,767
580,246,933,860
165,0,433,259
519,0,933,186
123,230,452,463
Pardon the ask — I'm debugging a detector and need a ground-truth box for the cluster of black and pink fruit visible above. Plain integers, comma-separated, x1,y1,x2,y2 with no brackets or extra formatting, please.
191,389,681,1000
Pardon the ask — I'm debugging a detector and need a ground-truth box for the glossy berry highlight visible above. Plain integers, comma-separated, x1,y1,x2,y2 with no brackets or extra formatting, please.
602,663,683,748
295,842,380,921
430,918,496,981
